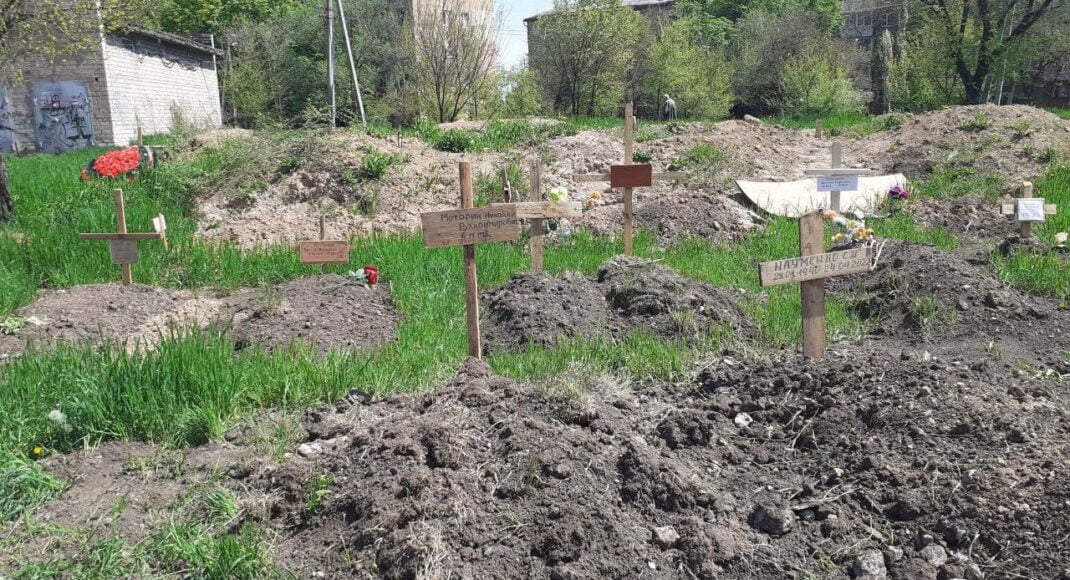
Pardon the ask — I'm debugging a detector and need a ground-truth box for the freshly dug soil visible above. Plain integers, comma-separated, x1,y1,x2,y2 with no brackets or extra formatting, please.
0,284,230,357
908,195,1018,239
229,275,398,354
831,240,1070,358
219,354,1070,577
482,257,750,352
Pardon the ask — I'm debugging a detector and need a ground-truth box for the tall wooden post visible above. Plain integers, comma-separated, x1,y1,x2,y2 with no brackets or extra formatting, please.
799,212,826,358
529,161,545,272
319,216,329,274
501,169,513,203
623,102,636,256
816,119,824,140
460,163,482,359
114,189,132,286
830,142,843,213
1020,182,1034,240
137,126,143,147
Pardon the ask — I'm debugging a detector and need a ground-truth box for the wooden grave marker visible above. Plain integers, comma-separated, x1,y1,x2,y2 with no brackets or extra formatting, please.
1000,182,1057,240
491,160,582,272
79,188,164,286
803,143,873,212
300,216,351,273
573,102,685,255
421,162,522,359
758,211,877,359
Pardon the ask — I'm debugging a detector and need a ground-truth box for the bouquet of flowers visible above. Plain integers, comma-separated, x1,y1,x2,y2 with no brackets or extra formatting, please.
548,186,569,203
348,265,380,288
888,185,910,201
824,210,876,245
81,146,158,180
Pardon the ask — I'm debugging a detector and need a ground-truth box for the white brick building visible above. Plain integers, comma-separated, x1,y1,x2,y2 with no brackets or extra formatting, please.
1,27,223,154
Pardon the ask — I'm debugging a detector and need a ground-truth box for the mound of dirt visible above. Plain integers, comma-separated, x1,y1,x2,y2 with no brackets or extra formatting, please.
832,240,1070,353
907,195,1017,238
229,275,398,354
233,353,1064,578
0,284,229,357
482,257,749,351
857,104,1069,187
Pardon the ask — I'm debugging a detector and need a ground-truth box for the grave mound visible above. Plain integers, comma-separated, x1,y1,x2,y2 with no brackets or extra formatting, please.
208,353,1068,579
0,284,227,358
832,240,1070,351
229,274,398,354
482,257,749,352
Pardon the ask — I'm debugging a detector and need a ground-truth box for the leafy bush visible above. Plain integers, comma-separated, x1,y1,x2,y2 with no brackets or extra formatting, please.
776,50,866,117
633,150,653,163
360,149,398,180
434,129,477,152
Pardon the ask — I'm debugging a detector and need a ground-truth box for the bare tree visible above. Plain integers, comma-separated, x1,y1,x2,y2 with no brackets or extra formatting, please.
916,0,1062,104
411,0,499,123
1,0,142,224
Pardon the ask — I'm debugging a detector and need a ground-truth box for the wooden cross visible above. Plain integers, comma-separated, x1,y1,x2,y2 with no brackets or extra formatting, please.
573,102,685,256
758,211,876,359
79,188,164,286
492,160,582,272
422,162,521,359
1001,182,1057,240
300,216,351,274
803,143,873,213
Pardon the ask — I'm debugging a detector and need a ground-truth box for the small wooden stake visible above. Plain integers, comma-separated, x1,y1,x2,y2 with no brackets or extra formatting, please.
799,212,826,359
460,162,482,359
1020,182,1034,240
529,161,545,272
623,101,635,256
137,126,143,147
114,189,132,286
501,169,513,204
816,119,824,140
319,216,328,274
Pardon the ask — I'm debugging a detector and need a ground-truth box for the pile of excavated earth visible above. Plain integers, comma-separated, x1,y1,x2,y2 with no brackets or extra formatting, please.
3,105,1070,579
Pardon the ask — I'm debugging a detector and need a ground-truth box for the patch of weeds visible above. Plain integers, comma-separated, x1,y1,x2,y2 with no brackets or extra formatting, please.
632,150,653,164
958,111,991,132
256,288,284,314
188,485,239,526
915,166,1003,200
1023,146,1061,164
0,452,67,521
671,142,725,171
910,295,954,340
434,129,477,153
872,113,906,131
305,472,331,516
279,155,302,174
1010,121,1033,141
635,127,668,143
151,521,281,579
1,316,28,336
360,148,404,180
475,162,526,206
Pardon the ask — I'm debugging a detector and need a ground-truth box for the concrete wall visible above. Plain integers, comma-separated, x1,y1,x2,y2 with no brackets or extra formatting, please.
101,33,222,147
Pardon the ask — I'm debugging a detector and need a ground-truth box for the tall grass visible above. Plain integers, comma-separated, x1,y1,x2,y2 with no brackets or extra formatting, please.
1045,107,1070,120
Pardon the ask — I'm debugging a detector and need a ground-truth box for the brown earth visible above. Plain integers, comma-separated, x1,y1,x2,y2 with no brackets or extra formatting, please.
228,274,399,354
482,256,752,353
0,276,399,359
190,105,1068,250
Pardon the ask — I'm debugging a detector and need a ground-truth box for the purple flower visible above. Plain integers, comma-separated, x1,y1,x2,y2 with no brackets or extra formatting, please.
889,186,910,201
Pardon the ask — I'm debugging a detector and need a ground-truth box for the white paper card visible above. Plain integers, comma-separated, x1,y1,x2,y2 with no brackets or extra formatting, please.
1017,198,1047,222
816,175,860,192
153,214,167,234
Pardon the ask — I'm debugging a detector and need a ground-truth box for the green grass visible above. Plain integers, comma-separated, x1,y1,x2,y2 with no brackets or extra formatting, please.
1044,107,1070,120
993,164,1070,299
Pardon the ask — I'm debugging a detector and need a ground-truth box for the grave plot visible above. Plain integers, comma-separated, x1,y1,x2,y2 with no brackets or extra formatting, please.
0,285,231,358
830,239,1070,359
482,256,751,353
228,274,398,355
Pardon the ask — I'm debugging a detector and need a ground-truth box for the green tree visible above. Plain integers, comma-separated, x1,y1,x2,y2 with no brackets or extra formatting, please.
775,47,866,116
677,0,842,47
529,0,647,116
502,66,547,117
914,0,1060,104
643,22,733,119
152,0,299,34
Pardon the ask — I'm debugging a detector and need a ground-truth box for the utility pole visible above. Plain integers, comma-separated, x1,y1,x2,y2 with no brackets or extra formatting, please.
336,0,367,127
326,0,337,127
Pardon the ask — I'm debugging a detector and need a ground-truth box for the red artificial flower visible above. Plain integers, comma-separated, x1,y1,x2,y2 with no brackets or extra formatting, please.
90,147,143,179
363,265,379,286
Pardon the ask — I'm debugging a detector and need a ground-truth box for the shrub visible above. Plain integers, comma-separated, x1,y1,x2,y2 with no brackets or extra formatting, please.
775,50,866,117
434,129,477,152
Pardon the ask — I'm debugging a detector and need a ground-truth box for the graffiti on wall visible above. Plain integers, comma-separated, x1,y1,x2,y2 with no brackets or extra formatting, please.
0,87,13,153
33,82,95,154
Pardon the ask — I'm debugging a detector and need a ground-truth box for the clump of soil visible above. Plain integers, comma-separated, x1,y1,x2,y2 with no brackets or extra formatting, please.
0,284,230,357
229,275,398,354
908,195,1018,238
482,257,749,351
832,240,1070,353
